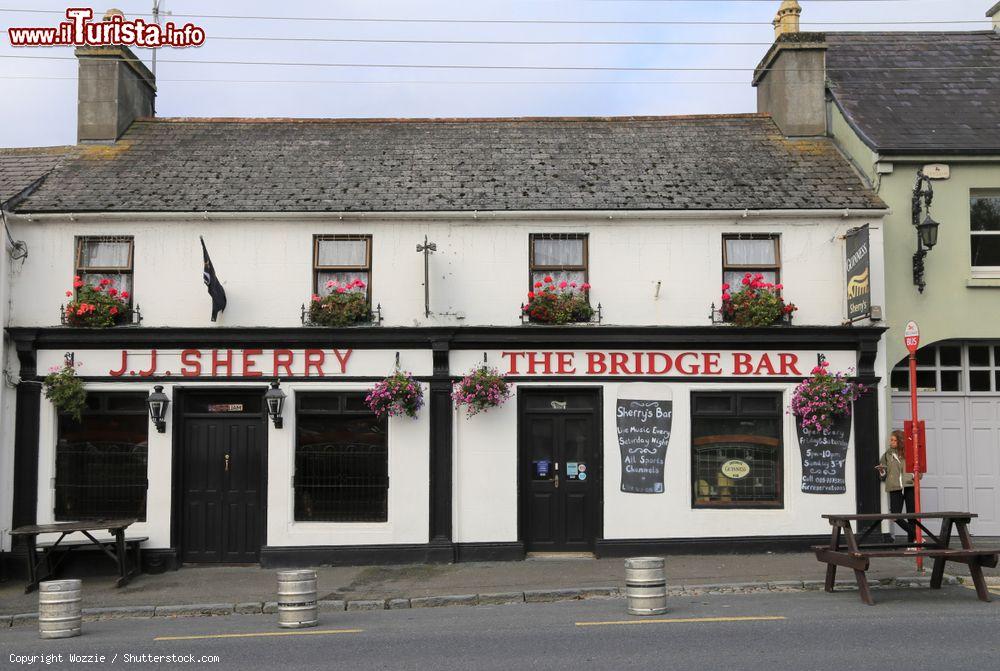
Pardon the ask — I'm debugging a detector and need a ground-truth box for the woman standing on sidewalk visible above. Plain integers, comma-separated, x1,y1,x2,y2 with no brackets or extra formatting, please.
876,430,918,543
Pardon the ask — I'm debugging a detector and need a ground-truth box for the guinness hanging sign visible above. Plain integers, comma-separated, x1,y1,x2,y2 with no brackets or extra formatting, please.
845,225,871,321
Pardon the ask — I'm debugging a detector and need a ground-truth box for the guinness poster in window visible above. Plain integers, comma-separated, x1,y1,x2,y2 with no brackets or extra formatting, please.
845,225,871,321
617,384,672,493
797,414,850,494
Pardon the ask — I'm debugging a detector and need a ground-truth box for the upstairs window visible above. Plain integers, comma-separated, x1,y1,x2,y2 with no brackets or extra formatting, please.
723,234,780,288
971,192,1000,275
75,236,133,301
529,233,588,289
314,235,371,300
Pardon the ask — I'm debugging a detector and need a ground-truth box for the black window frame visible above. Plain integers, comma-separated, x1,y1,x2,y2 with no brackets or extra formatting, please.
690,391,784,510
293,391,389,523
54,392,149,522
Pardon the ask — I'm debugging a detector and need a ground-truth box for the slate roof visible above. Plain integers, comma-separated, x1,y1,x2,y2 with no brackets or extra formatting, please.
0,147,72,206
13,115,883,213
826,31,1000,155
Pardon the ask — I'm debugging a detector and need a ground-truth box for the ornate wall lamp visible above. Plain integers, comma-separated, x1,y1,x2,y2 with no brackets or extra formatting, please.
146,385,170,433
911,169,941,293
265,380,287,428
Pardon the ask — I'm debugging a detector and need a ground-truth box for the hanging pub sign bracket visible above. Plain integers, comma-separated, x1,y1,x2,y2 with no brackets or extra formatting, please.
416,235,437,318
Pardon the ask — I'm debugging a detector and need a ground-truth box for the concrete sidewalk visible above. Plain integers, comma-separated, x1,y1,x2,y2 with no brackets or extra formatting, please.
3,551,996,620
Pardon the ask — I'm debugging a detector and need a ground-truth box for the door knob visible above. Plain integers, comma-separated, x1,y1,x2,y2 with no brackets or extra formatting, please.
224,454,230,472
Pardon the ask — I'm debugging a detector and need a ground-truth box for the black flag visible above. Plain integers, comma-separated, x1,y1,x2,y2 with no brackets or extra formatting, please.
200,236,227,322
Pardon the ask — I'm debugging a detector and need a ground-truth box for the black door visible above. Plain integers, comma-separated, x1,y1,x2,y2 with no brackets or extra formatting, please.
182,416,264,563
520,391,601,553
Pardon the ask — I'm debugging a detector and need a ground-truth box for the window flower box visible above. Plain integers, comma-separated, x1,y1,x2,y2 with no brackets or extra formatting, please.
712,273,797,326
303,279,382,326
521,277,599,325
61,277,138,327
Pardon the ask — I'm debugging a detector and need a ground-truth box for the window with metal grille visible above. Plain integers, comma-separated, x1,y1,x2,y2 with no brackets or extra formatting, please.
722,234,781,288
54,393,148,521
294,392,388,522
313,235,372,301
75,236,134,303
691,392,783,509
529,233,588,290
971,192,1000,276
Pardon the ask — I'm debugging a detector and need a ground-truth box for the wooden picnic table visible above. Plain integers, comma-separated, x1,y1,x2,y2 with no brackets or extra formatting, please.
9,519,144,594
814,512,999,605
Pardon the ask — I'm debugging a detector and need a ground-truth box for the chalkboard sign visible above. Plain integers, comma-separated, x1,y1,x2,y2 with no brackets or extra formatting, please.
617,398,673,493
797,414,851,494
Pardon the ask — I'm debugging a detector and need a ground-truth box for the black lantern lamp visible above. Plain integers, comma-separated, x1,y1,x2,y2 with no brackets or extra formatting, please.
911,170,942,293
265,380,287,429
146,385,169,433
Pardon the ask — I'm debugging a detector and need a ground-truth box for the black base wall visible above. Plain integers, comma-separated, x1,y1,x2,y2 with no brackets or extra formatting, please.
595,534,831,556
260,543,454,568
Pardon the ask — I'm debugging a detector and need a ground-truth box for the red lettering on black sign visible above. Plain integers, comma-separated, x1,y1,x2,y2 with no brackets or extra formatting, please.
273,349,294,377
304,349,325,376
242,349,262,377
181,349,202,377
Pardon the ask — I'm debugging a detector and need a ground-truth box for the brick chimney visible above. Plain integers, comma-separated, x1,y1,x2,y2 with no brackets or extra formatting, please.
989,2,1000,31
76,10,156,143
752,2,827,137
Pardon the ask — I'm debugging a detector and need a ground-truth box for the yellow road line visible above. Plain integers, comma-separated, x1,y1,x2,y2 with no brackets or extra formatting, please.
575,615,785,627
155,628,363,641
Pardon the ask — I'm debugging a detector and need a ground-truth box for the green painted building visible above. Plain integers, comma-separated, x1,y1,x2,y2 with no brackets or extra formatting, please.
755,6,1000,534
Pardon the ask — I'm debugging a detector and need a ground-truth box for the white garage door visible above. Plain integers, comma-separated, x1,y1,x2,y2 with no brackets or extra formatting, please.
891,343,1000,537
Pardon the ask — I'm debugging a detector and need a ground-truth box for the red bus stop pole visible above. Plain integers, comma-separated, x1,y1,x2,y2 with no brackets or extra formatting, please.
908,350,923,571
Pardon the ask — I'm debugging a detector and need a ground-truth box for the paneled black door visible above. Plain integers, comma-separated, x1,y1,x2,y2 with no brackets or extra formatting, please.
181,417,264,563
520,391,601,553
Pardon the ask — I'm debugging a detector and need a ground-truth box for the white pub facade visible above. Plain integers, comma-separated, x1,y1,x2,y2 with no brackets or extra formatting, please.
1,45,890,571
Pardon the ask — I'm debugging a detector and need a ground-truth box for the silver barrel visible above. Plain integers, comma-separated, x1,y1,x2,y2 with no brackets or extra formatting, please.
624,557,667,616
38,579,82,639
277,570,318,629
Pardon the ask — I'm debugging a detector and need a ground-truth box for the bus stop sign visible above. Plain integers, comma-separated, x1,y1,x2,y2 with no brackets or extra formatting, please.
904,321,920,354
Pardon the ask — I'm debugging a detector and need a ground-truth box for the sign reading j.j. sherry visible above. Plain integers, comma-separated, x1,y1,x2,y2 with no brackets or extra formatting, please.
37,349,432,378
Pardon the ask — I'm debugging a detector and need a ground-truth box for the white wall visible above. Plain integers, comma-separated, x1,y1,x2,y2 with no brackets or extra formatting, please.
1,224,13,551
453,380,858,543
7,214,884,328
31,375,432,549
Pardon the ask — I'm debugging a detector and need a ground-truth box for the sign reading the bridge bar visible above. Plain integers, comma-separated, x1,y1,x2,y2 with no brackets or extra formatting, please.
845,225,871,321
797,414,851,494
617,384,673,494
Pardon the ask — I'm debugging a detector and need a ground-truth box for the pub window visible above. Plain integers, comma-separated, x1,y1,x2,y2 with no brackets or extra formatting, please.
314,235,371,300
294,392,388,522
75,236,134,302
692,391,783,509
529,233,588,289
54,393,148,521
722,234,780,288
970,192,1000,274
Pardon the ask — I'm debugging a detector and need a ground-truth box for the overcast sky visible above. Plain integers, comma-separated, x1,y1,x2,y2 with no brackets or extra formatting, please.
0,0,992,147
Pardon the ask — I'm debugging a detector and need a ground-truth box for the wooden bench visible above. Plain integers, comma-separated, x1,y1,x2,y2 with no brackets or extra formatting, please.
9,519,143,593
815,512,1000,605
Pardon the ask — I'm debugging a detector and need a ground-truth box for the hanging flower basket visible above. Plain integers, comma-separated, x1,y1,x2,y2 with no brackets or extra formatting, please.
43,361,87,421
453,365,513,417
523,277,594,325
720,273,796,327
307,279,370,326
365,370,424,419
790,361,866,434
63,277,131,327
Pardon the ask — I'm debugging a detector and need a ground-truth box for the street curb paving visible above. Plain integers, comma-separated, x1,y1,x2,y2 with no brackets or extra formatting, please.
1,574,966,627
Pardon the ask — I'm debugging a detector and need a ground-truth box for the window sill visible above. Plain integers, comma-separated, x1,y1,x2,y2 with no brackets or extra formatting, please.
966,277,1000,288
